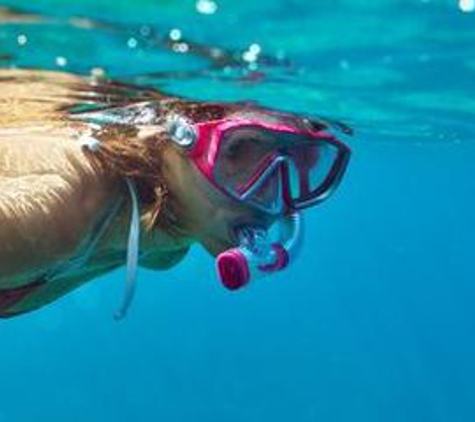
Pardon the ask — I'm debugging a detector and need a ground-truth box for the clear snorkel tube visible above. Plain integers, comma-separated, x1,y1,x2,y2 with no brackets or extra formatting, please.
216,212,304,290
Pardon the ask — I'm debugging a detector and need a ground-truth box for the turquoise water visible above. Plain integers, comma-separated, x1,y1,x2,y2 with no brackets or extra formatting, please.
1,1,475,421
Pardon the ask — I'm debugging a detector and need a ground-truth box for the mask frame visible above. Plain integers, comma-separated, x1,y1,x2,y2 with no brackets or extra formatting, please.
168,115,351,214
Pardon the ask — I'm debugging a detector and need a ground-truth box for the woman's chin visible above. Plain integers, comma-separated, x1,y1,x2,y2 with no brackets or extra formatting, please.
201,236,236,257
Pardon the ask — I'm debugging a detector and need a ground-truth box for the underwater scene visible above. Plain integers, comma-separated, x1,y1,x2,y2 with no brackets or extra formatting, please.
0,0,474,421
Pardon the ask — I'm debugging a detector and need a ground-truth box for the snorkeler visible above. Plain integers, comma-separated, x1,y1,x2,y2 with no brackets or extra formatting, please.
0,69,350,319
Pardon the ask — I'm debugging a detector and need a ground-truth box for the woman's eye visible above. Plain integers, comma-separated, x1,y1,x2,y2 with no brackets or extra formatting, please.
225,144,240,158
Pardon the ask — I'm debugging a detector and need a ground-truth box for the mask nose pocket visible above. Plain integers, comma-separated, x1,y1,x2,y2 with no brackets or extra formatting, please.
243,160,285,214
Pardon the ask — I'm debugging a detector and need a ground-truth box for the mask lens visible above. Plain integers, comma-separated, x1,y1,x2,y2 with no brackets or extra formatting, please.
287,142,341,206
244,162,284,214
213,127,278,197
211,124,347,212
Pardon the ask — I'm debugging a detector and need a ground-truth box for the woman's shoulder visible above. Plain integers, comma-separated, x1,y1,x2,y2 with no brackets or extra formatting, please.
0,68,109,180
0,72,125,290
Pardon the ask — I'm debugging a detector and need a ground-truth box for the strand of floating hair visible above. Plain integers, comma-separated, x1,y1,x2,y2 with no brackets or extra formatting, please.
114,177,141,320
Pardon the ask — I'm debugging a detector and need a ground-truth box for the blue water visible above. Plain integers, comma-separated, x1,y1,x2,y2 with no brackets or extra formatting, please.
1,1,475,421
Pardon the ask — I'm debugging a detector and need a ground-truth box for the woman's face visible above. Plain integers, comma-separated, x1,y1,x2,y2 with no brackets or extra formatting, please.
160,143,275,256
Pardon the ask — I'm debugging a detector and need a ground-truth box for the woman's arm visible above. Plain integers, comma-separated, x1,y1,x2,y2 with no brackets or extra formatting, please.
0,127,121,289
0,173,82,287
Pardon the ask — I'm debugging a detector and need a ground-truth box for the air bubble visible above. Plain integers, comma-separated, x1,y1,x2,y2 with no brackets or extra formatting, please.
169,28,182,41
17,34,28,46
127,37,138,49
55,56,68,67
196,0,218,15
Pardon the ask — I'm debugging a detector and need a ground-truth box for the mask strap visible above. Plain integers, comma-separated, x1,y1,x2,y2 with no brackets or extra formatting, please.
114,178,141,320
78,130,143,320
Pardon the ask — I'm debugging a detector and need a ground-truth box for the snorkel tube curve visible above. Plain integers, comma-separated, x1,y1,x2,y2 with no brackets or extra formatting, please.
216,212,304,290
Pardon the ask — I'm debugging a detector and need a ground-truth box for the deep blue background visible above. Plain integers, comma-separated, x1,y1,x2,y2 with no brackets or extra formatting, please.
1,1,474,421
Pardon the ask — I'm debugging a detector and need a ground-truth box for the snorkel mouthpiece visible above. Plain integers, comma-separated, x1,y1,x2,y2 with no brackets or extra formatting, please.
217,212,303,290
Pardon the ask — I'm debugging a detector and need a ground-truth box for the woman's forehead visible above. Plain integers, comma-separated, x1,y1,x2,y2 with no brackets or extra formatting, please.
228,109,322,133
169,100,328,133
226,108,285,124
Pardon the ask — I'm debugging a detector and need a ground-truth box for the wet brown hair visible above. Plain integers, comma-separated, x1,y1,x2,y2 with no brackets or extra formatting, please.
83,122,169,231
77,98,246,233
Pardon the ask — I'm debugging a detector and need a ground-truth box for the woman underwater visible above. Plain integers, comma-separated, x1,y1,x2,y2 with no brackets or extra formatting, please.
0,68,351,319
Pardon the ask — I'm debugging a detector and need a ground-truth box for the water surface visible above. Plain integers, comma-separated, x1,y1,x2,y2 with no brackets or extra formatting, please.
0,1,474,421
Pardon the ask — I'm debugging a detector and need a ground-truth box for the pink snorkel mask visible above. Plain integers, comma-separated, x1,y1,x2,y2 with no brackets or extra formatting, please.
167,112,351,290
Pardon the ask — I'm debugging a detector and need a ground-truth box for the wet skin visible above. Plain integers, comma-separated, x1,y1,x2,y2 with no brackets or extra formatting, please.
159,141,275,257
0,69,277,315
0,65,345,316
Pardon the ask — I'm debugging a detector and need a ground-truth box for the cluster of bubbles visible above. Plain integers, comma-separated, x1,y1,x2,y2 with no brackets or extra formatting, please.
241,43,262,70
9,0,276,77
168,28,190,54
14,31,71,70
